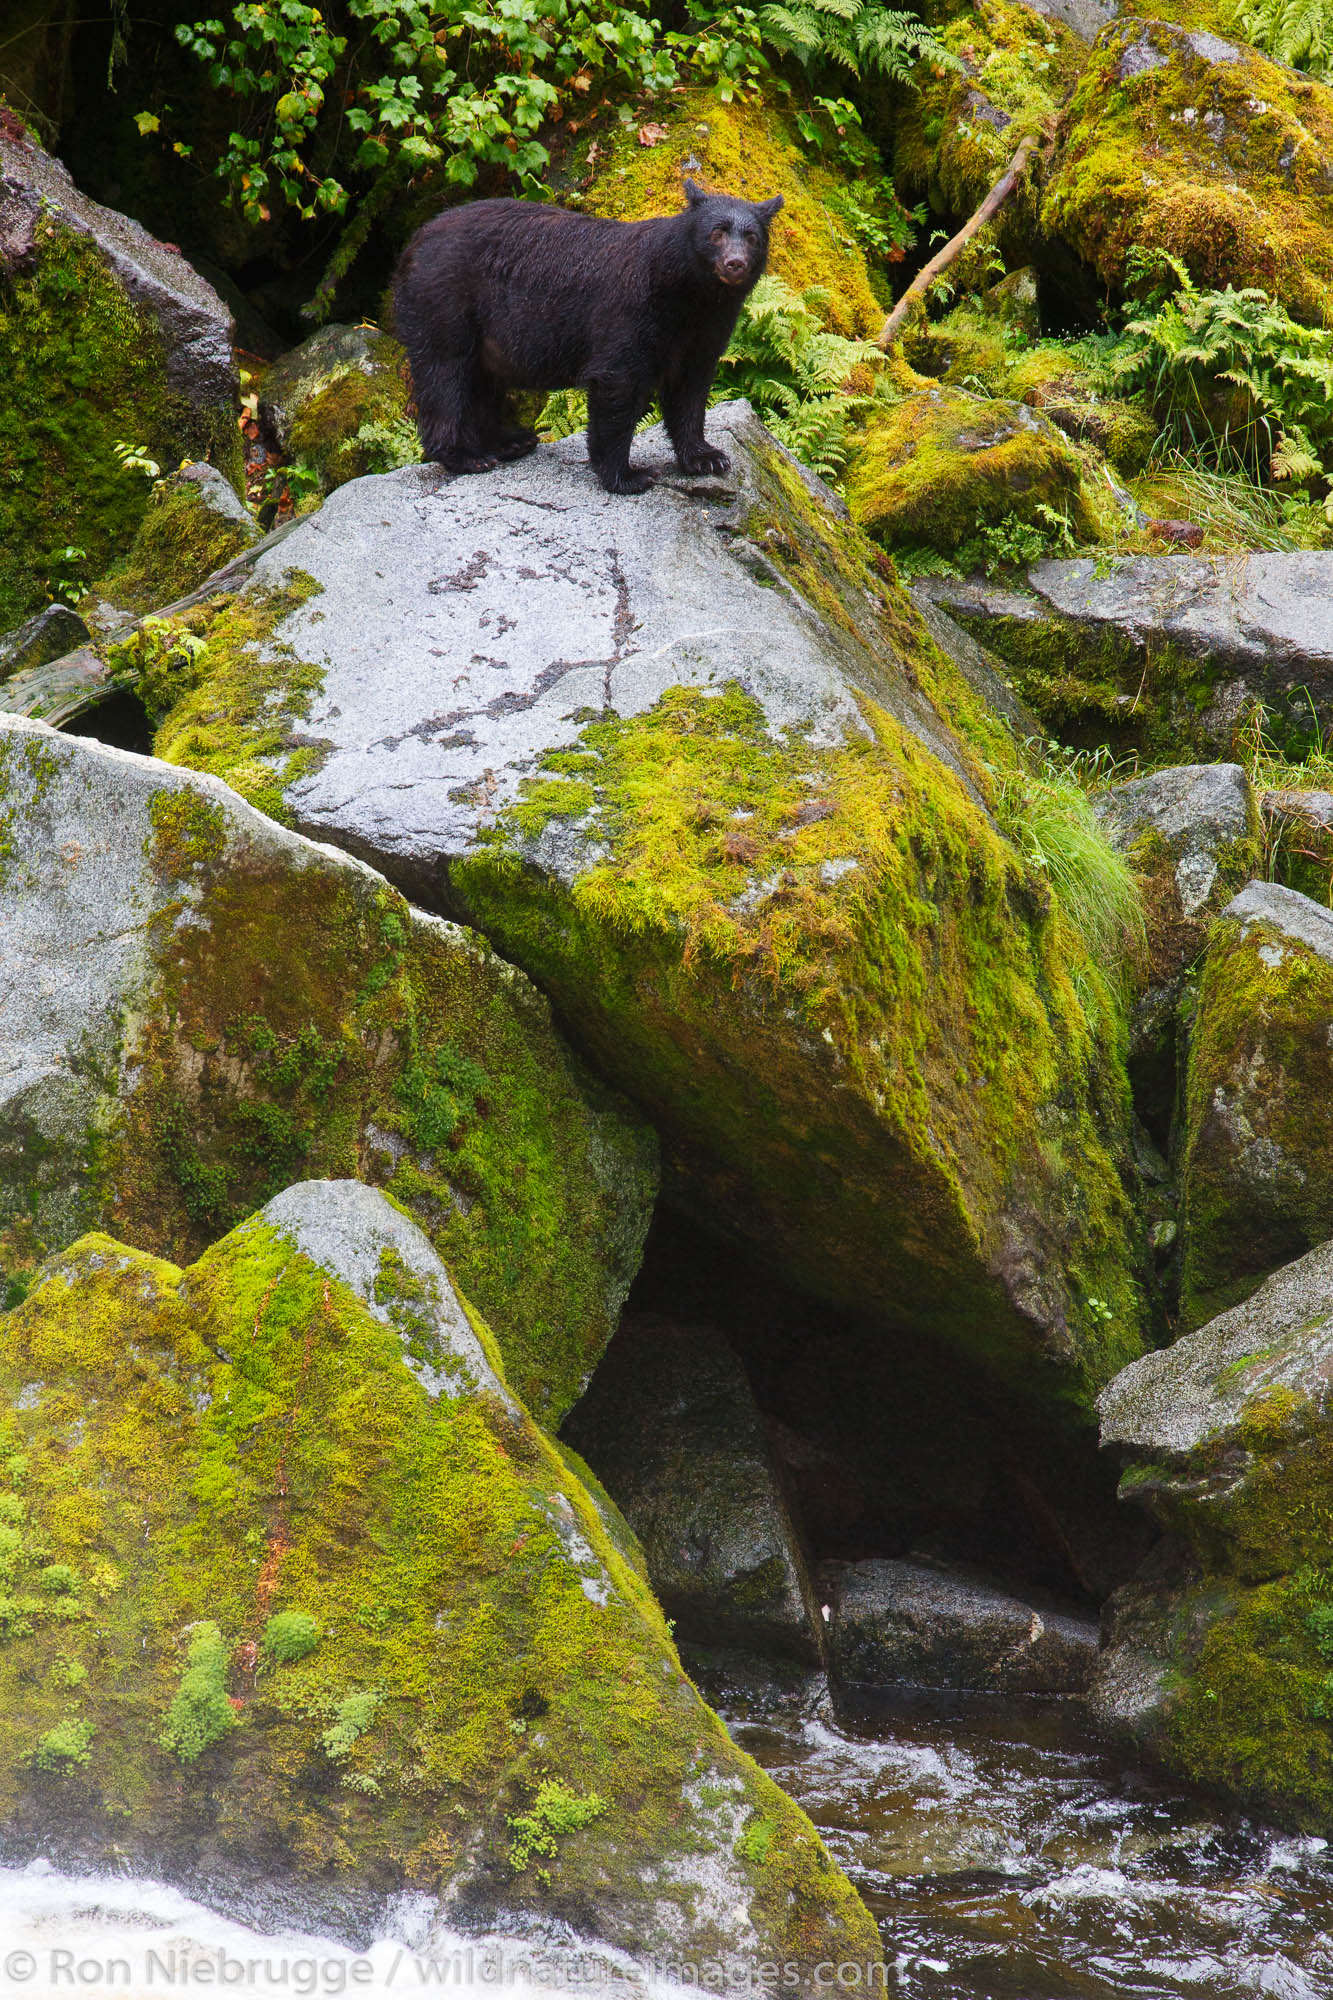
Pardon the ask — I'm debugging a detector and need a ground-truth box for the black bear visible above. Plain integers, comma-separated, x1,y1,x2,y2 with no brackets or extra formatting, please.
392,181,784,495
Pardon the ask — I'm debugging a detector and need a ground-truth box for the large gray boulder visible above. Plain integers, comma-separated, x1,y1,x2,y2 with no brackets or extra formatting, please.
562,1314,823,1663
0,1179,881,1974
258,322,414,494
823,1557,1098,1697
918,555,1333,758
0,713,656,1424
1093,1237,1333,1829
148,403,1147,1425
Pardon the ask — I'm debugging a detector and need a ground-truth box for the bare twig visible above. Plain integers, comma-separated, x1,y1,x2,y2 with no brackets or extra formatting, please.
877,130,1043,352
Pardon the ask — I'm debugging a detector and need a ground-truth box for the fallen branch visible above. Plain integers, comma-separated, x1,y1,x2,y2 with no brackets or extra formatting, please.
877,130,1043,352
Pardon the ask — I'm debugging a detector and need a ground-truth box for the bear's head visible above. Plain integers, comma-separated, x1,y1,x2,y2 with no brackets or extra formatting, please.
682,180,784,292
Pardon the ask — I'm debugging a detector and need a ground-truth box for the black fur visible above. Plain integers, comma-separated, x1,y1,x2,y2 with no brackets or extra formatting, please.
392,181,784,495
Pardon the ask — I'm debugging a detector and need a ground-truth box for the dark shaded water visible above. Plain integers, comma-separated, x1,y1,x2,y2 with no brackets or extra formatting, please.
700,1657,1333,2000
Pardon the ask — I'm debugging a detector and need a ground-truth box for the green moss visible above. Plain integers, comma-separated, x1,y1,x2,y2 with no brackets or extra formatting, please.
289,364,416,493
576,86,885,338
0,213,241,629
152,574,328,824
845,386,1119,555
98,475,257,615
1180,910,1333,1325
0,1220,881,1968
1043,19,1333,325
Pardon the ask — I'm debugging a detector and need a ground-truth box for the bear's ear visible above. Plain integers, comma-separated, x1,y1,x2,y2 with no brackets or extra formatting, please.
758,194,785,220
683,178,707,206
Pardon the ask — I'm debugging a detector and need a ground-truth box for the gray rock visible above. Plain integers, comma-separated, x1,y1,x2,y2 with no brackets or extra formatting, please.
0,129,234,419
0,712,656,1420
918,554,1333,755
562,1315,823,1662
1099,763,1256,919
0,605,88,682
1222,878,1333,966
823,1558,1098,1696
1101,1234,1333,1463
1017,0,1118,38
175,459,257,531
211,402,977,887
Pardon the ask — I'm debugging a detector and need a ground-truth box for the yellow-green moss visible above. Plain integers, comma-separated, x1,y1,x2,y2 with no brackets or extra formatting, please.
152,574,328,824
0,212,242,628
1180,911,1333,1326
1043,18,1333,325
845,385,1119,553
575,86,885,338
0,1220,880,1969
98,474,257,615
287,355,416,495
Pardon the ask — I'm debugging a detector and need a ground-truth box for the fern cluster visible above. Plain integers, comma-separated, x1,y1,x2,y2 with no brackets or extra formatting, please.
1112,255,1333,500
758,0,958,81
1232,0,1333,77
713,276,883,477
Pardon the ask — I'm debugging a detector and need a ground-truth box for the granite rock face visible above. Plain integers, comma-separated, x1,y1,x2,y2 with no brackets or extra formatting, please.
918,555,1333,757
562,1315,823,1663
0,713,656,1423
823,1558,1098,1697
0,1181,880,1972
151,402,1147,1422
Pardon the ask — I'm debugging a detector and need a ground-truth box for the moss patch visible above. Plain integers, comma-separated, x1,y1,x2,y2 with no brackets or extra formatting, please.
0,210,241,629
0,1217,879,1968
574,86,886,338
845,385,1119,554
98,473,258,616
1043,18,1333,325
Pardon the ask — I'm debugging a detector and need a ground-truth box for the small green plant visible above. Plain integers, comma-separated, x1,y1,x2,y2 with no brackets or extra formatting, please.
758,0,959,82
956,501,1081,574
1112,256,1333,503
47,545,88,608
351,415,423,473
507,1778,607,1872
108,617,209,730
263,1609,320,1663
30,1716,95,1773
160,1621,238,1763
322,1687,381,1760
714,275,882,478
113,439,162,481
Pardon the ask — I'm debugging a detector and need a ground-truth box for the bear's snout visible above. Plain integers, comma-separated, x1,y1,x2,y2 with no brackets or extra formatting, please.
716,250,753,286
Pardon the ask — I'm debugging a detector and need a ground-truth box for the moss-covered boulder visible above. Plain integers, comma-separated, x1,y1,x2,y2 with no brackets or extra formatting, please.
0,128,242,629
562,1315,823,1663
0,714,656,1424
1043,17,1333,323
0,1179,879,1968
1180,880,1333,1328
148,404,1146,1423
845,387,1118,556
574,86,887,336
259,324,416,498
916,550,1333,756
97,464,260,617
1094,1235,1333,1831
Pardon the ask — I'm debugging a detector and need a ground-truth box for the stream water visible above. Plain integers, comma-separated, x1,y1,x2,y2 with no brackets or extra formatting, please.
3,1669,1333,2000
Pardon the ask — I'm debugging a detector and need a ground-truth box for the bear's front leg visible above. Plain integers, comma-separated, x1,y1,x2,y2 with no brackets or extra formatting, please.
587,379,655,495
663,355,731,477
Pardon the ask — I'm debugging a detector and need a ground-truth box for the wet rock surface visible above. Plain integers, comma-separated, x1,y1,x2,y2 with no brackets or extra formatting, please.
562,1313,823,1662
822,1557,1099,1698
